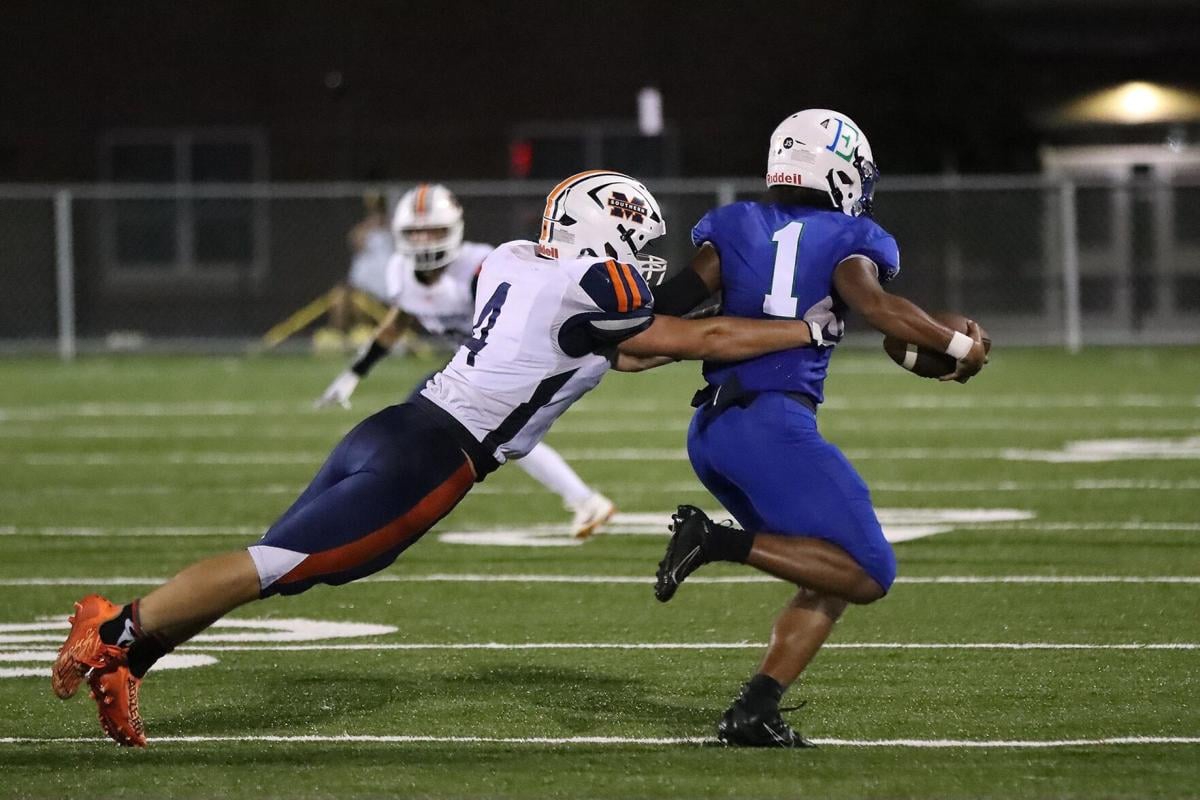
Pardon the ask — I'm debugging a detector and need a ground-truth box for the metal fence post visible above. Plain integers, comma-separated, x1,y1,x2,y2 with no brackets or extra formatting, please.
54,189,77,361
717,181,736,208
1059,180,1082,353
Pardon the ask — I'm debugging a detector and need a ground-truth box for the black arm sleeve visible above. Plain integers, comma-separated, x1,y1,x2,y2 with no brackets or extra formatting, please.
652,268,712,317
350,340,391,377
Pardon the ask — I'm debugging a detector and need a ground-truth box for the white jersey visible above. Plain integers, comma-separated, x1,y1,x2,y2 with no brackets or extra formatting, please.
420,240,654,466
347,227,395,301
385,241,492,337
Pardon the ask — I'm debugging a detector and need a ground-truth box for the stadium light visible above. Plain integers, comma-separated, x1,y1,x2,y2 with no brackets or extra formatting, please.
1055,81,1200,126
1117,82,1165,122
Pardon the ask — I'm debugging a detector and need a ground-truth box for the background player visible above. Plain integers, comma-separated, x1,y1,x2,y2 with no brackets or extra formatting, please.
650,111,988,747
316,183,616,538
52,170,828,747
317,191,395,353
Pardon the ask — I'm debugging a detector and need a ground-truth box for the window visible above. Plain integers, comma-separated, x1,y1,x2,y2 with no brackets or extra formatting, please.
99,129,268,283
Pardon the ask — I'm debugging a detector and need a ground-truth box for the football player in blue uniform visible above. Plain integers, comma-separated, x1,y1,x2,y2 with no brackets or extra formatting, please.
650,110,987,747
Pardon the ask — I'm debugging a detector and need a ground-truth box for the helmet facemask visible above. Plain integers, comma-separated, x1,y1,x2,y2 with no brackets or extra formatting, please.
395,221,464,271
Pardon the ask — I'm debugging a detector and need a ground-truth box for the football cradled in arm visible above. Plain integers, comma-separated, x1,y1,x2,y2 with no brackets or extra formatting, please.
833,255,986,382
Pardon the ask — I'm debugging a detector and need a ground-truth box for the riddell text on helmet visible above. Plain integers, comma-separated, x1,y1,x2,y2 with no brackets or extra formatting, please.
766,172,803,186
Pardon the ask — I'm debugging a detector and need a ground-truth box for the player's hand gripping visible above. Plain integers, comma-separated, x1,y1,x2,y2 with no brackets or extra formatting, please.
939,319,987,384
314,370,361,409
807,320,838,348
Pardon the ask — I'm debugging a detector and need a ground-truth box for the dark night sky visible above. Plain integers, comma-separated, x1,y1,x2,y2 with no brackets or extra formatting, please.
1,0,1198,181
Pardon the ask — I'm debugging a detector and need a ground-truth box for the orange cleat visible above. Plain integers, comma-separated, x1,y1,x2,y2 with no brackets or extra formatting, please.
88,663,146,747
51,594,128,700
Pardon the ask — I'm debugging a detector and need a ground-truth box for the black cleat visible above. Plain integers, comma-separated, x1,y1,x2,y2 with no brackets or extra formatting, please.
654,505,712,602
717,692,815,749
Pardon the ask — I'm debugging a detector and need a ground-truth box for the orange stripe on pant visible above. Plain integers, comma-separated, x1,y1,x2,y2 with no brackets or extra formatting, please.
277,460,474,586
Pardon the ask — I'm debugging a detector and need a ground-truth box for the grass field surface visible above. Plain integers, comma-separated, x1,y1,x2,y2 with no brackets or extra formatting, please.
1,347,1197,798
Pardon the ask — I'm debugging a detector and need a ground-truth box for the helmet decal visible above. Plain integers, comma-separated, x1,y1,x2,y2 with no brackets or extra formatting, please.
608,192,648,224
823,117,862,162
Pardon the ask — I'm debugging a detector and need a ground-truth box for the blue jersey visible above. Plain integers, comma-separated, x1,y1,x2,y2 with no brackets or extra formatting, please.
691,201,900,405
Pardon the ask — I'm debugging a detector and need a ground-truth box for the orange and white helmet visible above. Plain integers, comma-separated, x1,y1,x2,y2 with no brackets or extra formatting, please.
537,170,667,284
391,183,464,271
766,109,879,217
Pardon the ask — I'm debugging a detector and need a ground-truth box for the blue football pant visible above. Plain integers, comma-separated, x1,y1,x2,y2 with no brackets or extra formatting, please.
249,402,474,597
686,392,897,592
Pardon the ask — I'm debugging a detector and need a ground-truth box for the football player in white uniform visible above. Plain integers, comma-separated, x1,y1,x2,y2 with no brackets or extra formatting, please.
51,170,826,747
316,183,617,538
318,191,394,352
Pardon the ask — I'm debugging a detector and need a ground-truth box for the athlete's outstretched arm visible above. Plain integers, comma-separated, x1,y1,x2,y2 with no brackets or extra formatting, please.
833,255,986,382
617,313,813,363
610,352,677,373
652,243,723,316
369,307,408,350
315,307,412,408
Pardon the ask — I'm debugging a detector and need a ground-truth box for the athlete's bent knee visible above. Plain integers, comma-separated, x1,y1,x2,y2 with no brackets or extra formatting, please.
847,576,887,605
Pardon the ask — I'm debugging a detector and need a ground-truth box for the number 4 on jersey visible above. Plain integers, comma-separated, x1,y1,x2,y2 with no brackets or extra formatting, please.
465,282,510,366
763,220,804,318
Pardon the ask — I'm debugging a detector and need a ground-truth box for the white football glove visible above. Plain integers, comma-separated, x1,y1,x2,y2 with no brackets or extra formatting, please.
808,320,838,348
314,370,361,409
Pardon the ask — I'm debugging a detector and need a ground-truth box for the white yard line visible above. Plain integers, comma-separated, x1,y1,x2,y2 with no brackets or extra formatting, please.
574,395,1200,412
0,448,1050,465
3,394,1197,422
1,574,1198,587
952,521,1200,532
6,419,1200,437
0,401,303,421
4,520,1197,538
0,484,305,497
118,642,1200,652
4,479,1200,499
13,446,1200,465
0,733,1196,748
14,641,1182,652
0,526,264,537
0,427,349,440
364,573,1200,585
16,453,327,466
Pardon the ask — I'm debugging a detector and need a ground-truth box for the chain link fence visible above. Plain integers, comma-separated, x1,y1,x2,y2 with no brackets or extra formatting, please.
2,176,1199,356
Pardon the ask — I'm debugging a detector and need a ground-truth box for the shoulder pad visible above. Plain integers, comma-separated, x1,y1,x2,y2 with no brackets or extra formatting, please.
579,260,652,314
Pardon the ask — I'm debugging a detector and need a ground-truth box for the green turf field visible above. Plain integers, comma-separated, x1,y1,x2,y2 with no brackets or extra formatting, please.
1,348,1198,798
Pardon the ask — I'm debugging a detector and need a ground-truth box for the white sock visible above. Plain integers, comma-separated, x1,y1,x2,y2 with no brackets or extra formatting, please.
515,442,594,508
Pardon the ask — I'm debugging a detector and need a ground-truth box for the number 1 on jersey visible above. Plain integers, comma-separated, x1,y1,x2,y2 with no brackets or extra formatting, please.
763,220,805,318
465,282,510,366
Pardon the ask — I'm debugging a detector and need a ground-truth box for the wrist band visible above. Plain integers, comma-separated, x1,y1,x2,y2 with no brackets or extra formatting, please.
351,340,390,377
945,331,973,361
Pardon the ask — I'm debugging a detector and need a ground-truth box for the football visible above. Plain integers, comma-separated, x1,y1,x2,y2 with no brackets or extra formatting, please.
882,311,991,378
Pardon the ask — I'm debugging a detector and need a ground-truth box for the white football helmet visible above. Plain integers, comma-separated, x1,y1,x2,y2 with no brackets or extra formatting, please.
766,109,879,217
538,170,667,284
391,183,464,271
